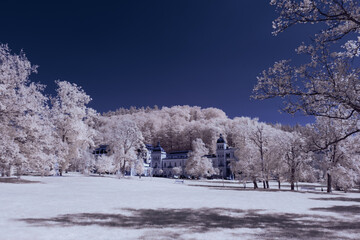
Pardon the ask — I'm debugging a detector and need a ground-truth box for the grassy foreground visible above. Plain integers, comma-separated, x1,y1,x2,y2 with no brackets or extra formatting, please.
1,174,359,240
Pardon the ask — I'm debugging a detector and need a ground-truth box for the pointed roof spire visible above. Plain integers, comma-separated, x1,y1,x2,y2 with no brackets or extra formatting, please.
217,134,225,143
153,141,165,152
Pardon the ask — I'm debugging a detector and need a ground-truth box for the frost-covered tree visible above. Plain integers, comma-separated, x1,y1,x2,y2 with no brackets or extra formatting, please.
247,120,285,189
134,158,145,178
0,44,55,177
75,149,96,175
172,166,182,177
271,0,360,49
318,133,360,192
223,117,287,189
306,116,360,192
0,135,20,177
267,134,288,189
332,154,360,192
103,105,228,154
22,111,57,177
101,118,143,177
248,122,271,188
234,141,261,189
253,0,360,145
230,118,258,188
185,138,216,178
95,155,114,176
283,132,313,191
52,81,96,175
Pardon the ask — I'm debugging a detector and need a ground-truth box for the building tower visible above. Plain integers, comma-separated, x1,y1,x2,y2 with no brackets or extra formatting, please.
150,142,166,175
216,134,226,150
216,134,227,178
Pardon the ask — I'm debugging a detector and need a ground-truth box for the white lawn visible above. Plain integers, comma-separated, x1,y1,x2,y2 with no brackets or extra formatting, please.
1,174,359,240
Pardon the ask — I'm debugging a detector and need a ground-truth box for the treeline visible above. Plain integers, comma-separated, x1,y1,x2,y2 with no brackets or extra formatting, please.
0,44,95,178
100,106,360,192
103,105,230,153
1,43,360,193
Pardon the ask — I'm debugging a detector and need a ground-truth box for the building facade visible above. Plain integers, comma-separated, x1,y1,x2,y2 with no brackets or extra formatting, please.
93,134,237,178
148,134,237,178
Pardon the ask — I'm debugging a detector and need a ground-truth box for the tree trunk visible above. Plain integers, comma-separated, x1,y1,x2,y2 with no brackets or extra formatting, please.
121,161,126,177
290,167,295,191
5,165,11,177
16,166,21,179
327,173,332,193
253,180,258,189
266,180,269,189
278,180,281,189
291,182,295,191
263,180,266,189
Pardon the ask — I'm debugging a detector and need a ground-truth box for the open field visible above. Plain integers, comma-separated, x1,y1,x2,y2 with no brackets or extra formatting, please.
1,174,360,240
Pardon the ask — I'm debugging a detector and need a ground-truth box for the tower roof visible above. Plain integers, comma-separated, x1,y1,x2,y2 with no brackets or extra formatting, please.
217,134,225,143
153,141,165,152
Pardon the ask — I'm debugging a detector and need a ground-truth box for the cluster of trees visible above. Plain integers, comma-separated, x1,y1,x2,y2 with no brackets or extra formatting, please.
185,138,217,178
0,41,359,192
104,105,230,153
0,44,95,177
252,0,360,191
102,105,360,192
0,44,148,178
94,118,144,177
231,117,360,192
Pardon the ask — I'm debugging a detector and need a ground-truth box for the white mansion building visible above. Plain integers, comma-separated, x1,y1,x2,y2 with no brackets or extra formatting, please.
146,134,237,178
93,134,237,178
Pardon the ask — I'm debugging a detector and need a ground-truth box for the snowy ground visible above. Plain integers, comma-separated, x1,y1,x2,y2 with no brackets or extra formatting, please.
1,174,360,240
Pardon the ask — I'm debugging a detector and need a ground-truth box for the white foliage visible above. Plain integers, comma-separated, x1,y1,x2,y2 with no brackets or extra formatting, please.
0,44,56,176
134,158,145,176
100,117,143,176
52,80,96,173
185,138,216,178
172,166,182,176
254,0,360,140
95,155,114,175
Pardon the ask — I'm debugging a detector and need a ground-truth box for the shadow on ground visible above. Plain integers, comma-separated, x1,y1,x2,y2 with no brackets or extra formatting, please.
0,178,41,184
188,184,331,195
311,197,360,203
19,207,360,239
311,205,360,216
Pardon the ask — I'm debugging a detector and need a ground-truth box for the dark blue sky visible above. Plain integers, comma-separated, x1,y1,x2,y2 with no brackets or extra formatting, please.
1,0,315,125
